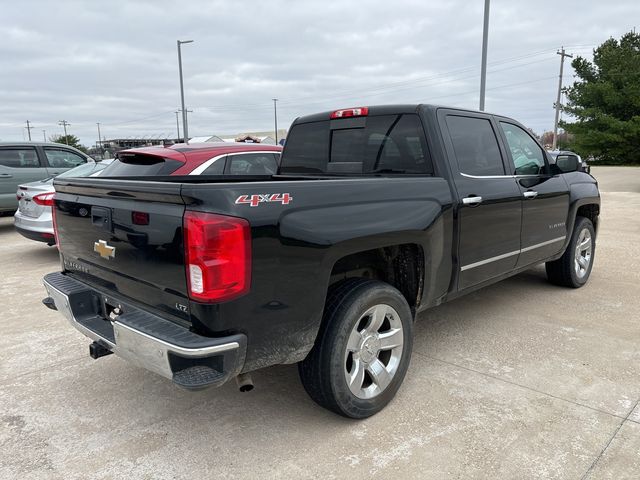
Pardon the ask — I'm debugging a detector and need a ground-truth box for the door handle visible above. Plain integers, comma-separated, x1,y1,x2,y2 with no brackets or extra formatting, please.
523,190,538,199
0,173,13,178
462,196,483,206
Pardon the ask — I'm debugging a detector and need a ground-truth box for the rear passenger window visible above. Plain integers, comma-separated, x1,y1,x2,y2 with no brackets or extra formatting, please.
0,148,41,168
446,116,504,176
201,157,226,175
226,153,278,175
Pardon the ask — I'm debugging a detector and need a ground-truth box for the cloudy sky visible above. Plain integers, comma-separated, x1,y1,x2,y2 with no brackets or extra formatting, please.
1,0,638,146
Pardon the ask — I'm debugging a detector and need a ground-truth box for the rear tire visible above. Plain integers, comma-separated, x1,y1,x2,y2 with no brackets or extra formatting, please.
546,217,595,288
298,279,413,418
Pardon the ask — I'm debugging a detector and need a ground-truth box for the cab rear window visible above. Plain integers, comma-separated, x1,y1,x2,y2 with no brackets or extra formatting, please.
280,114,433,175
100,154,183,176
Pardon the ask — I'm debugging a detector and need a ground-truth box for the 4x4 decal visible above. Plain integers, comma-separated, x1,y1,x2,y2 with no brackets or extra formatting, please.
235,193,293,207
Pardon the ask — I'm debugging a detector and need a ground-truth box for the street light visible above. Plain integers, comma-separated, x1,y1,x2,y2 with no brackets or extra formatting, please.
479,0,490,111
177,39,194,144
272,98,278,144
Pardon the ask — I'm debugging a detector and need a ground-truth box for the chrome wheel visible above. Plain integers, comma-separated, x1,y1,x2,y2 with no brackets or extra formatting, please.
574,228,592,279
344,304,404,399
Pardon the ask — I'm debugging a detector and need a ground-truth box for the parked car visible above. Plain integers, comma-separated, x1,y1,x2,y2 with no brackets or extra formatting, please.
42,104,599,418
100,142,282,177
14,160,113,245
0,142,92,214
547,150,590,174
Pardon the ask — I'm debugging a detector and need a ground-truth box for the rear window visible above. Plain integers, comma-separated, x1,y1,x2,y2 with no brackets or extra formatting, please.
100,154,183,176
280,114,432,175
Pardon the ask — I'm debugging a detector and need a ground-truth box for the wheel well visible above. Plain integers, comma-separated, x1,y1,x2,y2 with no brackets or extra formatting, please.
329,244,424,309
576,204,599,230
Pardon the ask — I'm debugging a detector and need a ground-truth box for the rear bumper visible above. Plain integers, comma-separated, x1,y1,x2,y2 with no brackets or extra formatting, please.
15,225,55,245
43,272,246,390
14,211,54,244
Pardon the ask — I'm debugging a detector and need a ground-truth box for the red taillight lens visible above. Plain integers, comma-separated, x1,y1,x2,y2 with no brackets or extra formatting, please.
33,192,56,206
330,107,369,119
183,211,251,303
132,211,149,225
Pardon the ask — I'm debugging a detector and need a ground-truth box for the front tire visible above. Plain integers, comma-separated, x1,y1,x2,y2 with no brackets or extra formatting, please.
298,279,414,418
546,217,596,288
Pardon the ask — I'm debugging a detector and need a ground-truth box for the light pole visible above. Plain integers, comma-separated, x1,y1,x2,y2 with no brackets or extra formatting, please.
177,39,194,144
479,0,490,111
272,98,278,144
174,110,181,141
96,122,102,153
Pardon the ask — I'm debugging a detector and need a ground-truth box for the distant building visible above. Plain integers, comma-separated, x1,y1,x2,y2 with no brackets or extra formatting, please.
189,135,224,143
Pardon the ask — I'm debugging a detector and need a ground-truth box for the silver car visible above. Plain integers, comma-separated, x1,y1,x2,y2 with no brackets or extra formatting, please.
14,160,113,245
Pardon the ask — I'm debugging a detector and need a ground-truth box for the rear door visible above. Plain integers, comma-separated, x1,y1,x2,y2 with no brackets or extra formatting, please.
439,111,523,290
54,178,190,323
0,146,49,211
497,121,570,266
42,146,88,176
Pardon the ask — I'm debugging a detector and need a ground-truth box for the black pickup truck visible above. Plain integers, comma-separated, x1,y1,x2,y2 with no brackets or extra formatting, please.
42,104,600,418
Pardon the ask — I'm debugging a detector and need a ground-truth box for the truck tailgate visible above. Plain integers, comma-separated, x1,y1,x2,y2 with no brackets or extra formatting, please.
53,178,190,324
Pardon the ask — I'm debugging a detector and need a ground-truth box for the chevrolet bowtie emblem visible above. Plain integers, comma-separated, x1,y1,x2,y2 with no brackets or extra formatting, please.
94,240,116,259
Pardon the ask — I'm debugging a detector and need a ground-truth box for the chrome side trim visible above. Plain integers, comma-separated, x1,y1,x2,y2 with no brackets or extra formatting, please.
520,236,566,253
460,250,520,271
189,150,280,176
188,153,226,175
460,172,542,179
461,236,566,271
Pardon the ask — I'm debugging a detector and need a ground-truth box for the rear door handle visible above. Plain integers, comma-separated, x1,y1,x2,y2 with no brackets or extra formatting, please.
523,190,538,199
462,196,483,206
0,173,13,178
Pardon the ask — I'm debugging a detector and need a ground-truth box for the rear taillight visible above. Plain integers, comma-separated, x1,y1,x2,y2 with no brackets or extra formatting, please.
330,107,369,119
33,192,55,206
183,211,251,303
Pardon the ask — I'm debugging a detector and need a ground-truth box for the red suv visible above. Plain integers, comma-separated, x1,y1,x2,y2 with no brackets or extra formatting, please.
100,142,282,177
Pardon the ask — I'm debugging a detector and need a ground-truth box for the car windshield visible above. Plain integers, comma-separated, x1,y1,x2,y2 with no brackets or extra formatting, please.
56,161,109,178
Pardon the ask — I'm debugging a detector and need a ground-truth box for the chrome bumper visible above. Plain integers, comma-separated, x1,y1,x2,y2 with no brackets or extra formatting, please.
43,272,246,389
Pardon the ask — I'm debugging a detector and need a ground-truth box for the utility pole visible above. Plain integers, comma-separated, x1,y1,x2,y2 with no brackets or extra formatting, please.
42,130,46,142
479,0,490,111
96,122,102,152
25,120,34,141
177,39,194,144
552,47,573,150
272,98,278,144
58,120,70,144
174,111,181,141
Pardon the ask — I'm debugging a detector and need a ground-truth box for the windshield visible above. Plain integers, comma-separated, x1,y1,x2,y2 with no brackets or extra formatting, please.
57,161,109,178
280,114,433,175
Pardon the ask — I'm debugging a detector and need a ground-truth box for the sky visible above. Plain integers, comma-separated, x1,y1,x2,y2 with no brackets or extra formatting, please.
0,0,638,146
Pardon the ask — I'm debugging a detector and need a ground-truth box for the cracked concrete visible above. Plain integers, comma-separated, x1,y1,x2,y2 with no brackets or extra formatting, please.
0,166,639,479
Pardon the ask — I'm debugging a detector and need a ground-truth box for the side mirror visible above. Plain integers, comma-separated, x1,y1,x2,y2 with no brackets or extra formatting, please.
556,154,579,173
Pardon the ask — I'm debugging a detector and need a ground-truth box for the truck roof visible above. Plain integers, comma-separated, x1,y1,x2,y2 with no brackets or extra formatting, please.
293,104,500,124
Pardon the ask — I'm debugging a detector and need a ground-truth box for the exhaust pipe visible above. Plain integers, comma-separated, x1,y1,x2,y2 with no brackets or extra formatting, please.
235,373,254,392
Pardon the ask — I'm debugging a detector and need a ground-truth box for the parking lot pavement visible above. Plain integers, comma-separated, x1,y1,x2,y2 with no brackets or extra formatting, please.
1,166,638,479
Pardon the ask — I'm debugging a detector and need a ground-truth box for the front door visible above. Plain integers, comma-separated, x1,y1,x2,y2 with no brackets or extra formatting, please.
440,112,523,290
497,121,570,267
0,146,49,212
